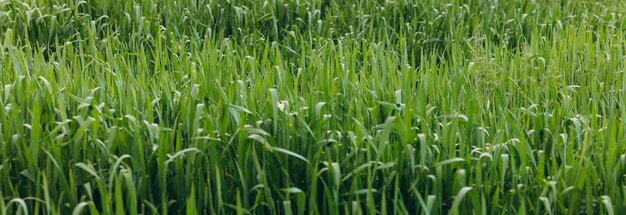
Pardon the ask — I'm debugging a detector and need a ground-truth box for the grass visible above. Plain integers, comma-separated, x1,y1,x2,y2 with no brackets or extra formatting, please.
1,0,626,214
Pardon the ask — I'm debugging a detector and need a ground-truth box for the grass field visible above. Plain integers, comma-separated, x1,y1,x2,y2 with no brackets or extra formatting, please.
1,0,626,214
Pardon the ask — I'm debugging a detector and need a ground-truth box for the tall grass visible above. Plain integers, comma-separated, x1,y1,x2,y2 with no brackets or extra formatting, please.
1,0,626,214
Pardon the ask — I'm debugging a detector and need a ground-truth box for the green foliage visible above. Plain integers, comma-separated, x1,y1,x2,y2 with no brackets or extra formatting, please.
1,0,626,214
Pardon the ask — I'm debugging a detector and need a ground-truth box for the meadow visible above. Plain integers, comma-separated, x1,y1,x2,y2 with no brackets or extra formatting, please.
1,0,626,214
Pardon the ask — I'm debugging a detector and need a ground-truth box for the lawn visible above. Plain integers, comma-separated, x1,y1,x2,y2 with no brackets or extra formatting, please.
1,0,626,214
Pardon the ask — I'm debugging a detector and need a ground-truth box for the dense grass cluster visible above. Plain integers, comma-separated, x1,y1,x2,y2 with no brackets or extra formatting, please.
2,0,626,214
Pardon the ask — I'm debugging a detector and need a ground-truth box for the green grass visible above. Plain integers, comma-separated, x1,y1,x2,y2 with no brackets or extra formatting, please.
1,0,626,214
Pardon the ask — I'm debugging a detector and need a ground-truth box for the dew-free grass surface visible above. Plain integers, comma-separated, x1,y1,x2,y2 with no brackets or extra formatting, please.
1,0,626,214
